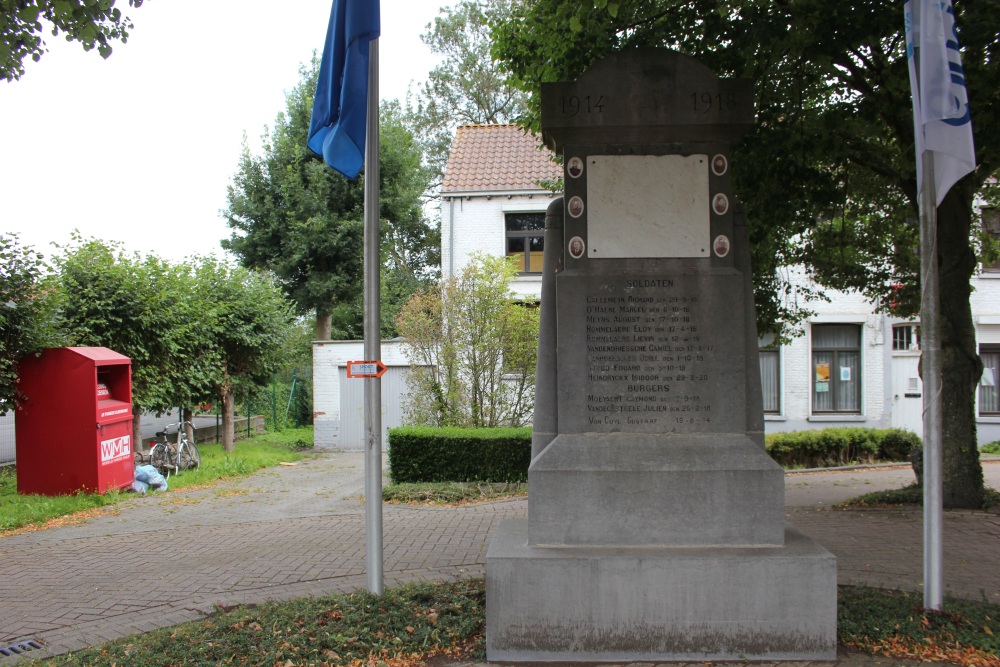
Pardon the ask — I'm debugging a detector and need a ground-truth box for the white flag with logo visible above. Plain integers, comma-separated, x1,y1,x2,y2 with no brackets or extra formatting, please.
905,0,976,206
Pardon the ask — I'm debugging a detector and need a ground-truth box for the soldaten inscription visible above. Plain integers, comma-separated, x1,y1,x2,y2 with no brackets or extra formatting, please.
559,274,744,434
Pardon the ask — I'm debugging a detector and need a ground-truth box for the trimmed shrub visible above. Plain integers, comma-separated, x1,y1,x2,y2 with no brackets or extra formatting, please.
877,428,922,461
387,426,532,484
765,427,921,469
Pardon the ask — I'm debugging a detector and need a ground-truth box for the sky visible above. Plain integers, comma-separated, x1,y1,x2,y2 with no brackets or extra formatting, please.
0,0,445,264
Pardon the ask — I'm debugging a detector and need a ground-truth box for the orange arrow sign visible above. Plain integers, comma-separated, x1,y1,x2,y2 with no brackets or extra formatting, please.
347,360,388,378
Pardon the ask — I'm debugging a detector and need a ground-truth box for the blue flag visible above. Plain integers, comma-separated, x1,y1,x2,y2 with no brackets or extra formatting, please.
308,0,380,179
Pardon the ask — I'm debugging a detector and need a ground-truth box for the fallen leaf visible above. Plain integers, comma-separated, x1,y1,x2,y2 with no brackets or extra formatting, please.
279,462,298,466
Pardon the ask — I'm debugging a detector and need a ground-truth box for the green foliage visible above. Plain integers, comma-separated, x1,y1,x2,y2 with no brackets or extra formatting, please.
387,425,531,484
0,0,145,82
223,59,437,336
405,0,526,183
50,237,296,440
190,256,294,450
844,483,1000,510
765,428,921,469
28,579,486,667
838,586,1000,662
0,233,61,414
241,371,313,432
50,235,213,415
191,256,293,396
878,428,924,461
396,253,539,428
0,465,124,531
981,441,1000,455
489,0,1000,332
382,481,527,505
18,577,1000,666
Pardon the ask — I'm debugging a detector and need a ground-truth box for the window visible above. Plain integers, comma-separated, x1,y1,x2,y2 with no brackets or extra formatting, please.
758,336,780,414
980,346,1000,415
983,207,1000,272
812,324,861,413
505,212,545,273
892,324,920,351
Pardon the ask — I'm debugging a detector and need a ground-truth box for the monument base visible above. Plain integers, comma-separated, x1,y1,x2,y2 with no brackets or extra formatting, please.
486,519,837,662
529,434,785,546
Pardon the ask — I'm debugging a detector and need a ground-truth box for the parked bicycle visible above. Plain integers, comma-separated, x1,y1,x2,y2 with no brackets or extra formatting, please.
149,421,201,478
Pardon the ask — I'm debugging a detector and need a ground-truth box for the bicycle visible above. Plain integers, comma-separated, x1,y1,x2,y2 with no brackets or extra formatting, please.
149,421,201,478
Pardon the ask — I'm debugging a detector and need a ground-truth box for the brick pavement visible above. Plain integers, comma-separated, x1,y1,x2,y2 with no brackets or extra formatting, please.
0,455,997,665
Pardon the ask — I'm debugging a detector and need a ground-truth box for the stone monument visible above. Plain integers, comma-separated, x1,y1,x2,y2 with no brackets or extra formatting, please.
486,49,837,662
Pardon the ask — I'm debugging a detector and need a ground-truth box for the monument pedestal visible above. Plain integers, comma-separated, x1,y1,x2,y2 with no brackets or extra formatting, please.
528,434,785,547
488,520,837,662
485,50,837,662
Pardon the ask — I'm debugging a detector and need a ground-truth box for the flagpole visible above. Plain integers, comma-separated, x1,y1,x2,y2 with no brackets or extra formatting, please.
363,36,384,596
918,151,943,611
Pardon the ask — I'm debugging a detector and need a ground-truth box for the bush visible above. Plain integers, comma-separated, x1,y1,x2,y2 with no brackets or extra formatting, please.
387,426,531,483
765,427,921,469
877,428,922,460
981,441,1000,454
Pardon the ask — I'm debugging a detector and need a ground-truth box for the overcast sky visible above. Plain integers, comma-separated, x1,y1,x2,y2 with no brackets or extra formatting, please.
0,0,444,263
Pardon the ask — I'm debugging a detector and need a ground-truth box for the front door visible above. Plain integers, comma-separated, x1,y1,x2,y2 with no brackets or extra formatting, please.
891,353,923,438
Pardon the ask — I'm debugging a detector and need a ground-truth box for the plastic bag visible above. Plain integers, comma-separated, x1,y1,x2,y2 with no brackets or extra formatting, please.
132,464,168,494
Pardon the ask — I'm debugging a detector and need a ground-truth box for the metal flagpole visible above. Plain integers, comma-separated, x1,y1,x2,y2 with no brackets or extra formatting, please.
363,36,384,596
918,152,943,611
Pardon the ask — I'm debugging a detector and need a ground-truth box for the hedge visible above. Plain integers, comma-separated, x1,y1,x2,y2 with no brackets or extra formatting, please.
764,427,921,469
387,426,920,481
387,426,532,484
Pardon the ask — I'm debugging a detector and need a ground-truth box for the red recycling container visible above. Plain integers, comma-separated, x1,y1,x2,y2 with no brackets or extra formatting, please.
15,347,134,495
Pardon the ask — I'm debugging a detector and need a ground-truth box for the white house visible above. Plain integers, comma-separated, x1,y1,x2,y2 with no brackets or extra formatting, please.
441,124,1000,445
440,124,563,300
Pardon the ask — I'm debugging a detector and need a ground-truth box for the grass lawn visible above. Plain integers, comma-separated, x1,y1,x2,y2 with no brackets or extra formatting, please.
0,427,313,533
17,579,1000,667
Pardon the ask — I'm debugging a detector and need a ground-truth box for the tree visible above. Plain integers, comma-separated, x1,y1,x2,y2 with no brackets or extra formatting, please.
51,236,215,444
192,257,293,451
396,253,538,428
0,234,61,413
1,0,145,82
405,0,527,182
491,1,1000,508
223,59,437,341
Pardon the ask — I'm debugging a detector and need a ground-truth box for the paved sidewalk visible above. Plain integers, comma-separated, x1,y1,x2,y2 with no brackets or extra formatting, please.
0,454,997,665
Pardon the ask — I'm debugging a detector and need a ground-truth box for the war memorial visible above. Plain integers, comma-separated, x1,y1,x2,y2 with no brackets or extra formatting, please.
486,49,838,662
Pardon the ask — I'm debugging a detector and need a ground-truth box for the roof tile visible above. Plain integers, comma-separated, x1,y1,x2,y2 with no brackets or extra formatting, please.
441,124,561,194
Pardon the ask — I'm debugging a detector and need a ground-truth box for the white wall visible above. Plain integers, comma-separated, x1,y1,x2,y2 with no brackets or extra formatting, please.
312,339,410,451
766,276,889,433
441,193,556,301
972,273,1000,444
765,270,1000,445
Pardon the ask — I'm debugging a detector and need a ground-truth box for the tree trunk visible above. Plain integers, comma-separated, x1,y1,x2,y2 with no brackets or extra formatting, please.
182,407,195,443
221,388,236,452
936,182,985,509
316,310,332,341
133,412,143,455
